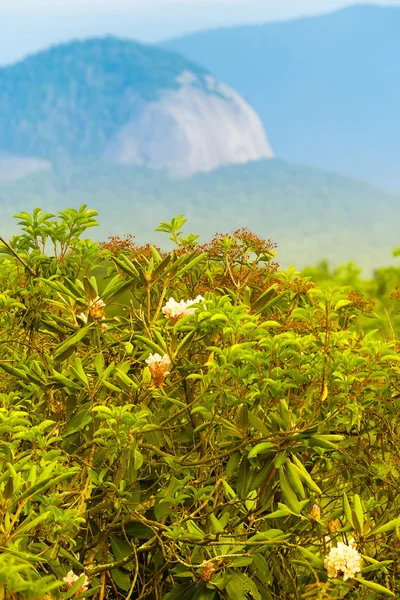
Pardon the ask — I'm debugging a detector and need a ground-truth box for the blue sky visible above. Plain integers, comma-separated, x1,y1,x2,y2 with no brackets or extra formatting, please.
1,0,399,65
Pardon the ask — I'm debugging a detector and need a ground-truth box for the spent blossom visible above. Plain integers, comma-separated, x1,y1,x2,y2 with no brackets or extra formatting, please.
63,570,89,592
75,297,107,329
328,518,341,532
324,539,361,581
199,560,216,583
162,296,204,322
310,504,321,522
145,353,171,387
88,296,106,320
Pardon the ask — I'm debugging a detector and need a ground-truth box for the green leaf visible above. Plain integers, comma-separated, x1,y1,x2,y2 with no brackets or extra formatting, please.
297,547,325,570
274,450,287,469
226,572,261,600
354,577,395,597
112,256,139,278
290,456,322,495
286,461,306,499
279,468,301,513
110,536,134,568
52,370,83,391
192,586,217,600
111,568,132,592
237,457,253,500
0,362,29,381
343,492,354,528
250,284,278,314
162,584,194,600
175,330,197,357
135,335,166,356
369,516,400,536
18,469,79,502
12,510,51,537
54,324,93,360
63,574,89,600
175,253,206,278
335,299,352,310
248,442,275,459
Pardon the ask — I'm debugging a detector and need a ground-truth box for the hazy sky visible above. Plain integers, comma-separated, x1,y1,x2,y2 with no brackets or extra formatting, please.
1,0,399,65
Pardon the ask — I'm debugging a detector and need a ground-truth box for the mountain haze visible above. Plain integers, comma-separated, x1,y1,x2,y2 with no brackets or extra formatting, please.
164,5,400,190
0,37,272,178
0,159,397,271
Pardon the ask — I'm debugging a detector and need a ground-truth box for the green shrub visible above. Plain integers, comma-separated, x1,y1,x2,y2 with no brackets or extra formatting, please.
0,207,399,599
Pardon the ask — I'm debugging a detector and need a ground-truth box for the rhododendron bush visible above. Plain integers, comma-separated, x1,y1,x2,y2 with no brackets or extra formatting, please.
1,207,400,599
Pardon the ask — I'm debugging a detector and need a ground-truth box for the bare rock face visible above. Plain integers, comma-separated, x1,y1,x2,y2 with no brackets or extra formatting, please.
0,37,273,179
104,71,273,177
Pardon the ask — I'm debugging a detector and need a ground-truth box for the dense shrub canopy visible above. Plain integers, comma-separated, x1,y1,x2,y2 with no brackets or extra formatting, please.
0,207,400,599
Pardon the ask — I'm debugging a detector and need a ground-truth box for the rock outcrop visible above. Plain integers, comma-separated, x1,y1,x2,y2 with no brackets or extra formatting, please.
0,38,272,180
105,71,273,177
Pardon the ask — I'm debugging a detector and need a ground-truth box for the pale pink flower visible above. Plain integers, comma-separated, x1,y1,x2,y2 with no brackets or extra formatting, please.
162,296,204,322
63,570,89,592
145,353,171,387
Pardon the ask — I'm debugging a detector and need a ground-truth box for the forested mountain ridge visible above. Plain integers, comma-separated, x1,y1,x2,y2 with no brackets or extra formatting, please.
0,37,272,177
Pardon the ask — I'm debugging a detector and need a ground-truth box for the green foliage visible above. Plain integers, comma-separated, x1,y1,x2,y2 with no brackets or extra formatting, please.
0,208,400,598
0,159,398,272
301,258,400,337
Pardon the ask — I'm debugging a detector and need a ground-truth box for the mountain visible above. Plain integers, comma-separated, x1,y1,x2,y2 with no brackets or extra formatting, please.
163,5,400,191
0,159,397,271
0,37,272,178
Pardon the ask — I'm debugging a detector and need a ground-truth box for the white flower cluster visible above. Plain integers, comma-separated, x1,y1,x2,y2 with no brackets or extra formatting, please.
89,296,106,319
90,296,106,310
162,296,204,321
145,353,171,386
76,296,107,329
324,539,361,581
145,353,171,370
63,569,89,590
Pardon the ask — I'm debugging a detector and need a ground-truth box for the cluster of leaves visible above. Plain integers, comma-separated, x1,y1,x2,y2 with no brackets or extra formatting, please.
301,258,400,338
1,207,400,599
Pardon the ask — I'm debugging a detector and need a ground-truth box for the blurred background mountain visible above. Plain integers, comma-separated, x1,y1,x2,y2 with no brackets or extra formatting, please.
165,5,400,192
0,2,399,271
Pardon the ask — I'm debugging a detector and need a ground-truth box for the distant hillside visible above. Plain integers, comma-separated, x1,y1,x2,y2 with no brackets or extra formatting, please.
164,5,400,191
0,37,272,177
0,159,397,271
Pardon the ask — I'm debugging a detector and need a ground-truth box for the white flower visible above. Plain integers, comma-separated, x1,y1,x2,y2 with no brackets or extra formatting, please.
324,539,361,581
145,353,171,368
77,312,88,324
184,295,205,315
88,296,106,320
63,569,89,588
162,297,187,320
145,353,171,387
162,296,205,321
89,296,106,309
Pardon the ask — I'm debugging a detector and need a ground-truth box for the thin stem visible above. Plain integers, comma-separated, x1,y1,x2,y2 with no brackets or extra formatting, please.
0,236,35,276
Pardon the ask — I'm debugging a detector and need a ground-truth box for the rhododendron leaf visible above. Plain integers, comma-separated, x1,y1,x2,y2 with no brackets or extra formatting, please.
54,324,93,360
369,516,400,536
297,547,325,570
250,284,278,314
343,493,354,527
354,577,395,597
